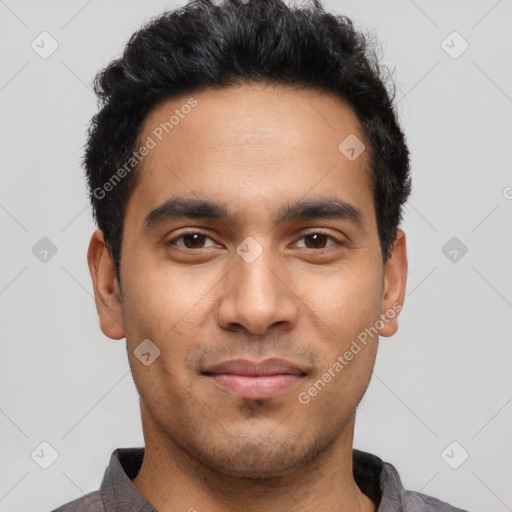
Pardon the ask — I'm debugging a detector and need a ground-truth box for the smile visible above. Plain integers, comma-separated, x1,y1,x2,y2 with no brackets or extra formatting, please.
202,358,307,399
204,373,305,400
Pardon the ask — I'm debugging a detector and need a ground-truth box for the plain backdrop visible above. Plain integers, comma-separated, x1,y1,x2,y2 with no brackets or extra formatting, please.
1,1,511,511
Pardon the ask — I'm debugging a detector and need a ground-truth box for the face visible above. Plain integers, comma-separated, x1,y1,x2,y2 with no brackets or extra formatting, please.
88,83,407,478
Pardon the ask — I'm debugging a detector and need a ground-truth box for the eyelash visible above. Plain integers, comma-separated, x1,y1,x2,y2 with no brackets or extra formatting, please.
165,230,344,252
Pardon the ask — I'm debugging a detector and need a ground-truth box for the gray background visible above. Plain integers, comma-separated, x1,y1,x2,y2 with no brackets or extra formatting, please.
1,0,511,511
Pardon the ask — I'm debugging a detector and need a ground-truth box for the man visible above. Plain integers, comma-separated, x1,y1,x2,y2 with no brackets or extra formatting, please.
52,0,469,510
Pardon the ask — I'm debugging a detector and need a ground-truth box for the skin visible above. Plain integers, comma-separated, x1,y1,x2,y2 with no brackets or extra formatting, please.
88,83,407,512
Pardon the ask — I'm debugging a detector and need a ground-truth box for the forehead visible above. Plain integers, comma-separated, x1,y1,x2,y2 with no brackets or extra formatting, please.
126,83,374,227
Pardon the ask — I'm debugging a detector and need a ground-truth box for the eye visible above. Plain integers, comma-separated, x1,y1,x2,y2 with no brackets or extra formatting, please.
165,230,344,253
166,232,218,250
294,232,343,250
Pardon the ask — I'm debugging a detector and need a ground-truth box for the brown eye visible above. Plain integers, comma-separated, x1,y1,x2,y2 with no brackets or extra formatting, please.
166,232,217,250
296,232,340,250
303,233,329,249
180,233,207,249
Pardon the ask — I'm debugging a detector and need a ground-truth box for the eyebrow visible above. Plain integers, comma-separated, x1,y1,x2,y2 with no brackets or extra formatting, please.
142,196,365,233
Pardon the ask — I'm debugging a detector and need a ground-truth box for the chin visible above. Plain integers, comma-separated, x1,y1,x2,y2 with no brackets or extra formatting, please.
203,455,301,480
189,434,326,480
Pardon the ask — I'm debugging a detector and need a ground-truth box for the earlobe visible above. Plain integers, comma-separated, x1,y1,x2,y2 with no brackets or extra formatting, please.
87,229,125,340
379,228,407,338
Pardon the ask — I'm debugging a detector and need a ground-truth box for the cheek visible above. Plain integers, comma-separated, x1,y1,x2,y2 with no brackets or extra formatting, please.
297,265,381,401
303,265,383,340
120,263,213,391
121,259,217,339
299,276,380,420
121,268,198,410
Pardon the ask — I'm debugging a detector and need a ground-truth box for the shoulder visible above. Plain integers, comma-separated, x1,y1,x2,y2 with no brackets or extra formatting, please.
50,490,105,512
352,449,470,512
403,489,471,511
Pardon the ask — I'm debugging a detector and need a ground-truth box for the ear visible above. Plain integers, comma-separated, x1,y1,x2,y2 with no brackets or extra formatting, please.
87,229,125,340
378,228,407,337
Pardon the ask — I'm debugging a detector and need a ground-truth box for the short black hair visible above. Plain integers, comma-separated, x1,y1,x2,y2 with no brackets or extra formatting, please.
84,0,411,284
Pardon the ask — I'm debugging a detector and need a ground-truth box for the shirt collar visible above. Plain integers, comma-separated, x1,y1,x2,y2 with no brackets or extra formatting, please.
100,448,156,512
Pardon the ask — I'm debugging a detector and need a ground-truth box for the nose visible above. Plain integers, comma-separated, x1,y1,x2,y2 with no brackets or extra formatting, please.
216,244,299,335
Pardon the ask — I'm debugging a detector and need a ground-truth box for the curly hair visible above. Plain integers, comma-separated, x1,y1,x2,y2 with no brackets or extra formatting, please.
84,0,411,284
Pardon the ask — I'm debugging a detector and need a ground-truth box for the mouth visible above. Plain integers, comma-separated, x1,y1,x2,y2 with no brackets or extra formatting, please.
202,358,307,400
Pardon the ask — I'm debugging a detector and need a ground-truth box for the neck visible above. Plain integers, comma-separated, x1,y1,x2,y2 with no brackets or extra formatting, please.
131,407,376,512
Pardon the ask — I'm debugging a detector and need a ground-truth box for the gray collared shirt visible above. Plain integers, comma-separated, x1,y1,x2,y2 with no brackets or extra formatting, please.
51,447,470,511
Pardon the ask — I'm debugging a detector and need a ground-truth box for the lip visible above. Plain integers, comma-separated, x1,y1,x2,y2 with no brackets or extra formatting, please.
203,358,306,376
202,358,307,400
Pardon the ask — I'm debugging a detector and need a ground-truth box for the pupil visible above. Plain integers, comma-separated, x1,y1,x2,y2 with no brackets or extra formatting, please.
185,234,203,248
307,234,326,248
